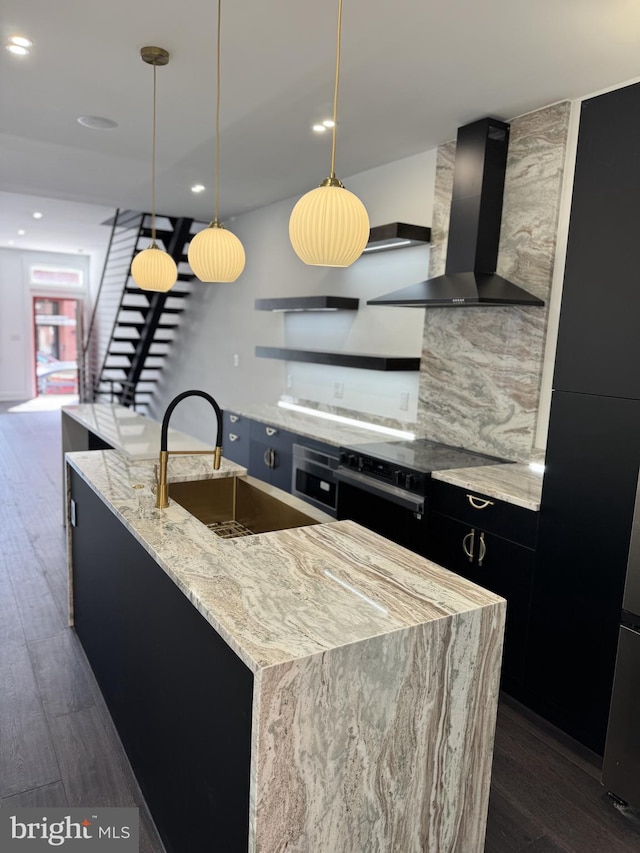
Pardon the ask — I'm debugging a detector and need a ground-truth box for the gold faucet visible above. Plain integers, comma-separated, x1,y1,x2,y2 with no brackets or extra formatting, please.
156,390,223,509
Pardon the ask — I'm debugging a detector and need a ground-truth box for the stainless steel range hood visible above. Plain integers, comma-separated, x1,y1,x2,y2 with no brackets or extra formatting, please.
368,118,544,308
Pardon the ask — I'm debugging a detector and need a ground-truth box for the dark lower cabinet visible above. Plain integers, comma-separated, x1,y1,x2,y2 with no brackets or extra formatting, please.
222,411,250,468
70,470,253,853
427,510,534,690
526,391,640,755
248,422,295,493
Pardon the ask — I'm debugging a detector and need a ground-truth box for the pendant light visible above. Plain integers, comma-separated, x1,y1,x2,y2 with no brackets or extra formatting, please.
131,46,178,292
188,0,245,283
289,0,369,267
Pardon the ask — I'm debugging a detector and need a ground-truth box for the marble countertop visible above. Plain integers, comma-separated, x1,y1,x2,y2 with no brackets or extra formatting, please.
225,402,400,447
226,405,542,507
432,463,544,511
67,449,503,673
62,403,214,460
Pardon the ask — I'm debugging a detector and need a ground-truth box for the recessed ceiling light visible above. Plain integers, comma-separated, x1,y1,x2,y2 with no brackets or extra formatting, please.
32,211,43,219
8,240,15,246
312,124,327,133
191,184,206,193
5,43,30,56
17,229,26,236
9,35,33,48
77,115,118,130
322,119,335,128
5,35,32,55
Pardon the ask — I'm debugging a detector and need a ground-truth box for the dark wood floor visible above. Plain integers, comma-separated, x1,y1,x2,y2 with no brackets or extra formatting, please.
0,405,165,851
1,405,639,853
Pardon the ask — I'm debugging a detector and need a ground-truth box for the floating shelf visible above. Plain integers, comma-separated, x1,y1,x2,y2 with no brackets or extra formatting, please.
255,347,420,372
255,296,359,312
362,222,431,254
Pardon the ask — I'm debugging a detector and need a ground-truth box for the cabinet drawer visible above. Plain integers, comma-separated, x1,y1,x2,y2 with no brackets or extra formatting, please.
249,420,295,451
222,412,250,467
223,411,250,440
429,479,538,548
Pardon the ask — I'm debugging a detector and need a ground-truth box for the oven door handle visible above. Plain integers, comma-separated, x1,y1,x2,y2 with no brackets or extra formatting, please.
335,467,425,514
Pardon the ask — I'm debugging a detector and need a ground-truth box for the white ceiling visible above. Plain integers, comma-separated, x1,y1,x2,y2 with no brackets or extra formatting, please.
3,0,640,252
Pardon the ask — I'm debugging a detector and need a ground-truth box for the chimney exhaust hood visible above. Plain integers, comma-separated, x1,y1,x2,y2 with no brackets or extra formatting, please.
368,118,544,308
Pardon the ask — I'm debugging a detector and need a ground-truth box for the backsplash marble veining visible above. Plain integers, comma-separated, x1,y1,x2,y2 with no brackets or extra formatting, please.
418,101,570,461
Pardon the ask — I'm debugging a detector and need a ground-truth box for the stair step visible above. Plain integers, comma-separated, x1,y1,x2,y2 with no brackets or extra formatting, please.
140,227,174,240
158,307,185,315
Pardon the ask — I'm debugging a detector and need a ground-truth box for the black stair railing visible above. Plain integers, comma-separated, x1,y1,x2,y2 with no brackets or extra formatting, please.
81,209,145,402
86,212,197,411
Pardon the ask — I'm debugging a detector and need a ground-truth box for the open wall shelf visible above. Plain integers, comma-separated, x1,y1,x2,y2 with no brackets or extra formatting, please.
363,222,431,254
255,296,359,312
255,347,420,372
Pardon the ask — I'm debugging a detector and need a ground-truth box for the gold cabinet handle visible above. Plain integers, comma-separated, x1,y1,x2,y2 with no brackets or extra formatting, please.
463,529,475,562
228,433,239,442
467,494,494,510
265,426,278,437
229,414,239,423
478,531,487,566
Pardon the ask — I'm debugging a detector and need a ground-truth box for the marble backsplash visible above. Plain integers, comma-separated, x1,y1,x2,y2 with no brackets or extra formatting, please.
418,101,570,461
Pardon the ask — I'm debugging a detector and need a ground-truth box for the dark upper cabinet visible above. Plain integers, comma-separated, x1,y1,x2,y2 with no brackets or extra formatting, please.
553,81,640,400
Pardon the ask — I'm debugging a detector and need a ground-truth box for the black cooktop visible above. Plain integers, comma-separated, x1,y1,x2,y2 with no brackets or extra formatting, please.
340,438,506,475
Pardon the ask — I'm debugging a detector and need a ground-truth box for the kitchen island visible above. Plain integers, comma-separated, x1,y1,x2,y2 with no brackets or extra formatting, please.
66,448,505,853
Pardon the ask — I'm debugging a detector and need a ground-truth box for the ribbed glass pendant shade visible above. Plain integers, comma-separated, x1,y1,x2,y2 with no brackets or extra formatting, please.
188,222,246,282
289,181,370,267
131,245,178,292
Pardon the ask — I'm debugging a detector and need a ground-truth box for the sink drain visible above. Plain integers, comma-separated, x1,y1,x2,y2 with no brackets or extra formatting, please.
205,519,255,539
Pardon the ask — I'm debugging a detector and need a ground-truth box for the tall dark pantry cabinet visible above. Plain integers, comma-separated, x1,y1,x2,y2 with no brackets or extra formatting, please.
526,82,640,757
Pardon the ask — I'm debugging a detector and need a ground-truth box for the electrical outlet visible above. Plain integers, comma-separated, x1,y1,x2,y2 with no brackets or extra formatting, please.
399,392,409,411
233,353,240,367
334,382,344,399
286,374,293,389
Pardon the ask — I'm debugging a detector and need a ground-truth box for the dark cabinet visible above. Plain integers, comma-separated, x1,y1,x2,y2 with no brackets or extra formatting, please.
222,410,250,468
248,421,295,492
70,469,253,853
552,81,640,400
527,392,640,753
528,81,640,755
426,481,537,690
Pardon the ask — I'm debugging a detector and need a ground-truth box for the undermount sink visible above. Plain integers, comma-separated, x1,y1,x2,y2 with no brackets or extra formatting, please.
168,475,328,539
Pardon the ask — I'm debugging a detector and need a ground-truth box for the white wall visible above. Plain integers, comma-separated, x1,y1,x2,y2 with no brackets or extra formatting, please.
151,150,437,437
0,248,90,400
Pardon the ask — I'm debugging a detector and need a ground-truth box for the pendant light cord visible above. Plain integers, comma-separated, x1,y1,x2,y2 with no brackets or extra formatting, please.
214,0,222,224
151,63,158,243
330,0,343,179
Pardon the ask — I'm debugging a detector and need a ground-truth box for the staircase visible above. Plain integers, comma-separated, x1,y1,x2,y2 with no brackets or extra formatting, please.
82,209,199,413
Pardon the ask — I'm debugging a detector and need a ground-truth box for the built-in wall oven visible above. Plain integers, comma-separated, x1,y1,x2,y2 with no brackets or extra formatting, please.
291,443,339,518
336,439,506,555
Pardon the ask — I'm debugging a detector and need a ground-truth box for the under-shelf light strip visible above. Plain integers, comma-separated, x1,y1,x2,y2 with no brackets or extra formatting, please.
361,240,414,253
277,400,415,439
